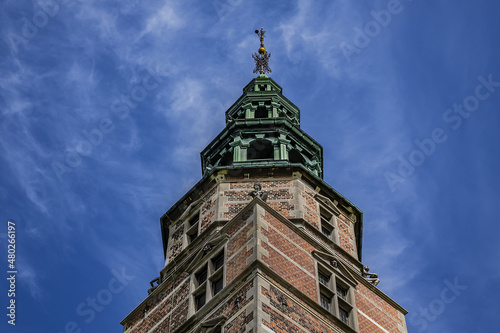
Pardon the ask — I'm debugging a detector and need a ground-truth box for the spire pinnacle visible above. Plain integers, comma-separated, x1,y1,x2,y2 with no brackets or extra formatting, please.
252,27,272,75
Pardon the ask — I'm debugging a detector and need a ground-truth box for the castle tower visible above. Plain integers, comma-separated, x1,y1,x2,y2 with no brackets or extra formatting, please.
121,29,408,333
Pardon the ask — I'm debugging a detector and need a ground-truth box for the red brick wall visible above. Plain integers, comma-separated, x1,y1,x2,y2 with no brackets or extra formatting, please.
200,186,217,233
337,214,356,257
357,314,387,333
226,209,255,284
168,223,184,262
205,279,255,333
223,181,294,220
261,210,317,301
355,283,403,333
261,281,347,333
301,186,320,229
126,272,190,332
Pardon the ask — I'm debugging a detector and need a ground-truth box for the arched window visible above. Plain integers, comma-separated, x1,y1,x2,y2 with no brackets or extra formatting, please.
247,139,273,160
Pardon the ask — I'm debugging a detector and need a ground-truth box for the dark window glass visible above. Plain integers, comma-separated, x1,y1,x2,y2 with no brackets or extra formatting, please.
318,271,330,286
196,267,207,285
213,253,224,271
212,277,223,295
339,308,349,324
337,285,347,301
320,293,331,310
255,106,267,118
321,212,330,223
213,327,222,333
195,292,206,311
321,226,331,237
189,230,198,243
189,215,199,227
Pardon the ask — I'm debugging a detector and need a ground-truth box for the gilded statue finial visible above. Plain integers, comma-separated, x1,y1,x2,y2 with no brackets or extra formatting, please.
252,27,271,75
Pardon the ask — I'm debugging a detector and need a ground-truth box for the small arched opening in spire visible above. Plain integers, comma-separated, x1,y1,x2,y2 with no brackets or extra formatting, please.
219,151,233,166
289,149,306,164
247,139,273,160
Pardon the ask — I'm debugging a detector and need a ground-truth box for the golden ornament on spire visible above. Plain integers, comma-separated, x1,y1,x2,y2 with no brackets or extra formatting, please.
252,27,271,75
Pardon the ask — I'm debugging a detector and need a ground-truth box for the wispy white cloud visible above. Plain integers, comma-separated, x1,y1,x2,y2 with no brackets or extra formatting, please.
140,2,185,37
18,262,43,300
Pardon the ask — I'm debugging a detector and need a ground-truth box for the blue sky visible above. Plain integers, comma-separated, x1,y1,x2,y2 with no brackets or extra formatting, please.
1,0,499,332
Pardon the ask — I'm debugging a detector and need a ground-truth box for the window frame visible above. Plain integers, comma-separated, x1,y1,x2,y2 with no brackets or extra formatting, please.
317,263,355,328
190,248,226,314
186,213,200,245
319,206,338,244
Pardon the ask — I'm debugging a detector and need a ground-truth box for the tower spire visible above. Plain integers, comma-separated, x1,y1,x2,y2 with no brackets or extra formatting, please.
252,27,272,75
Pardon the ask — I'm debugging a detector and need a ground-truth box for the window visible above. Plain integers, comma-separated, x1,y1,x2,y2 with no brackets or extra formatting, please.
192,250,225,313
319,207,336,243
212,277,223,295
196,267,207,285
197,317,226,333
321,224,332,238
213,252,224,271
320,293,332,311
186,213,200,244
317,265,354,327
337,284,347,301
319,271,330,286
195,292,206,311
339,307,349,324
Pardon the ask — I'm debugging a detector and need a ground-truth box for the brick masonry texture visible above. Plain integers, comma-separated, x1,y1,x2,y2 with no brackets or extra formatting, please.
204,279,255,333
261,210,317,300
125,273,190,332
357,315,387,333
337,214,356,257
167,178,358,263
168,224,184,262
302,186,320,229
355,283,403,333
225,208,255,288
261,282,347,333
125,175,407,332
223,181,294,221
201,187,217,233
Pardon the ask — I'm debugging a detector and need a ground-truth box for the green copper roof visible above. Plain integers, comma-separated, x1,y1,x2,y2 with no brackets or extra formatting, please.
201,75,323,179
